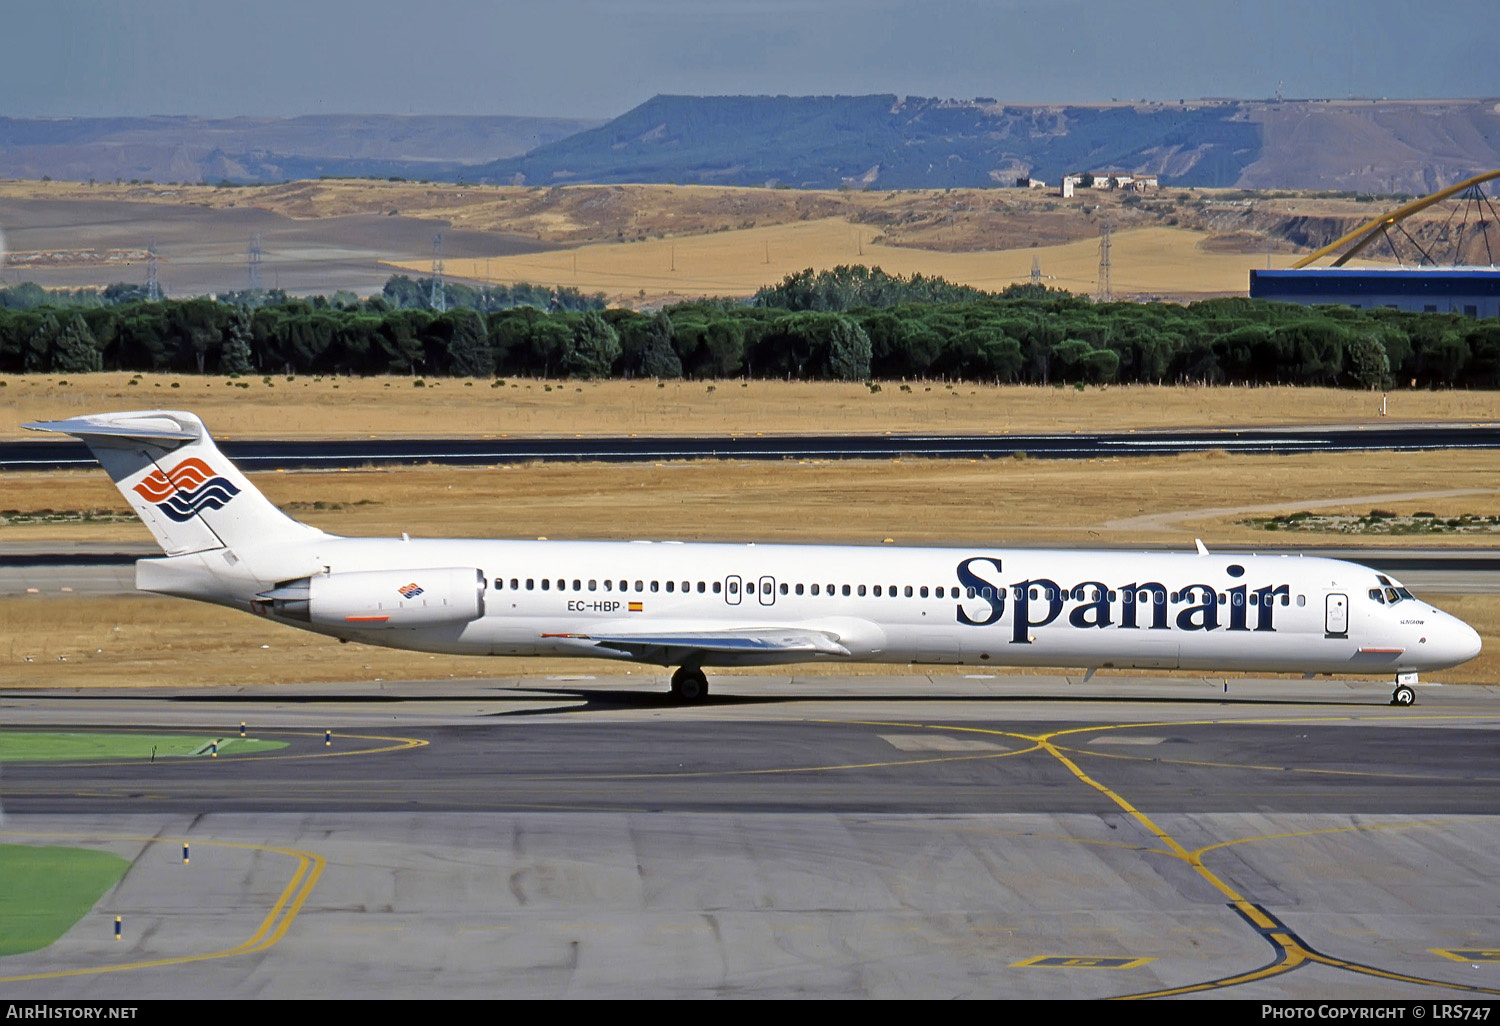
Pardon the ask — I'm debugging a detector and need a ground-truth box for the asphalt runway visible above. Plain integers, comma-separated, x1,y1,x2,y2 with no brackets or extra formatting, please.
7,423,1500,471
4,675,1500,999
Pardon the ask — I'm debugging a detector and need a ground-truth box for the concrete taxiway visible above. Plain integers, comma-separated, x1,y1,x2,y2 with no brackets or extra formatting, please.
3,675,1500,999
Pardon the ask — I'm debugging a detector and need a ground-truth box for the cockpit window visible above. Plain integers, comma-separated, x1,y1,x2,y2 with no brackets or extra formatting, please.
1371,578,1413,603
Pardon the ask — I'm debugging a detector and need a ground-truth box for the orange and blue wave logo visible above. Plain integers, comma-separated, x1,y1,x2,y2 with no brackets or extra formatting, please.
132,457,241,522
398,582,424,599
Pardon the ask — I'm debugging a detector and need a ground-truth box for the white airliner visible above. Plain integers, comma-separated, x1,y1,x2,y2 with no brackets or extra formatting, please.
26,410,1482,706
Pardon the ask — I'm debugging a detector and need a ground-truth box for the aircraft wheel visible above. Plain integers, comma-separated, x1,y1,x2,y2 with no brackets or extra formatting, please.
670,667,709,703
1391,684,1416,707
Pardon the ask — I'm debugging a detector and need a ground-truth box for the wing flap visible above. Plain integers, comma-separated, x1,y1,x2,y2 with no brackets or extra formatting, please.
545,628,851,659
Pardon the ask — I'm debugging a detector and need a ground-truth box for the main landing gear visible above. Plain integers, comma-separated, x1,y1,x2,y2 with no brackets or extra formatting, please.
1391,672,1418,707
670,666,709,704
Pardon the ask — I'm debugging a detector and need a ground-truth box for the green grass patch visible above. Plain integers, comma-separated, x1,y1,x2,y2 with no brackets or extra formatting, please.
0,732,288,762
0,845,131,956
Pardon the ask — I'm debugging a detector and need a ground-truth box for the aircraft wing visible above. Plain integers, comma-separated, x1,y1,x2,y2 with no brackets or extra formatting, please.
544,628,852,661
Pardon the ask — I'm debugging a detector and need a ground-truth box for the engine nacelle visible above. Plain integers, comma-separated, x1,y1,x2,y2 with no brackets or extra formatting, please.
258,568,486,629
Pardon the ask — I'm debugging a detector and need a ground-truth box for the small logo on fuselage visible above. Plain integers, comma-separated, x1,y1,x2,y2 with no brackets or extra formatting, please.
132,457,241,522
398,582,424,599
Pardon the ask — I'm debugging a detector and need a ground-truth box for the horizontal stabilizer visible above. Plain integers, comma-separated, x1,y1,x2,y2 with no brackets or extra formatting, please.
24,412,200,444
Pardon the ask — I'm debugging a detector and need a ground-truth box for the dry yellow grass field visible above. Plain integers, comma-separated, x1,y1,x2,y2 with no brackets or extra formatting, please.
388,220,1326,304
6,449,1498,548
5,374,1494,441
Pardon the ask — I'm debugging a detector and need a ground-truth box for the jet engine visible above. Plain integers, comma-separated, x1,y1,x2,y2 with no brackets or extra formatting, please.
257,568,485,628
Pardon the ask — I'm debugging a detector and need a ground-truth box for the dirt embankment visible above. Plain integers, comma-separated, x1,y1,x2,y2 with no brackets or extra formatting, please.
3,178,1489,276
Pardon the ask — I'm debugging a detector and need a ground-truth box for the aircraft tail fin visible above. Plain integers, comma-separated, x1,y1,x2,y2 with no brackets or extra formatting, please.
23,410,323,556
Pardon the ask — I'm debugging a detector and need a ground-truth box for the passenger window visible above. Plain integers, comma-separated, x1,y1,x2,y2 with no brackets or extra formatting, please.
588,580,597,591
811,584,820,596
1297,595,1306,606
858,585,867,597
905,586,914,597
842,585,851,597
572,580,581,591
650,581,659,592
494,578,503,590
729,581,739,595
697,582,706,593
712,581,721,594
526,579,535,591
541,579,550,591
635,580,644,592
510,579,519,591
666,581,674,592
920,586,929,598
604,580,613,591
795,584,804,595
780,583,788,595
873,585,882,597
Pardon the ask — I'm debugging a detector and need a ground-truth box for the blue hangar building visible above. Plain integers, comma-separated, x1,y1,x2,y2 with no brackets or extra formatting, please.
1250,268,1500,318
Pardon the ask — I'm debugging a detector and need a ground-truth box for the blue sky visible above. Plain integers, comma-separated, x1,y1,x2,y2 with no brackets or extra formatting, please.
7,0,1498,119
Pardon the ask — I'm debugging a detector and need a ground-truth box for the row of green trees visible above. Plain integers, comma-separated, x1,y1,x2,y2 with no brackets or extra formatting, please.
1,269,1497,387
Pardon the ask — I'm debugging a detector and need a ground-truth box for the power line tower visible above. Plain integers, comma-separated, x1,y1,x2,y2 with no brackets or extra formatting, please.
248,233,263,292
430,232,446,312
1031,254,1042,288
1097,222,1113,303
146,239,161,301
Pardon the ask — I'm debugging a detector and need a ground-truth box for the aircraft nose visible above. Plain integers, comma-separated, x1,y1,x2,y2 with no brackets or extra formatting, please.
1434,614,1482,667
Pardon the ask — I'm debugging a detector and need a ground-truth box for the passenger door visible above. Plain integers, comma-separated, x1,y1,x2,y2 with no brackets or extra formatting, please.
1325,593,1349,636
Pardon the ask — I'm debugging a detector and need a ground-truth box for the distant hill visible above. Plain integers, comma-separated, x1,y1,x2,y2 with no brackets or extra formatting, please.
0,115,603,184
473,94,1500,193
5,98,1498,194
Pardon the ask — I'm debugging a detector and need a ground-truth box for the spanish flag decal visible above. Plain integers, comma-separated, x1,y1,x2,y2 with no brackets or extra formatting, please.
628,601,644,612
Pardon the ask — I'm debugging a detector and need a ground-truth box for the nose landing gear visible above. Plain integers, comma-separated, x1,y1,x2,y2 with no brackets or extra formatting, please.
1391,672,1418,707
670,666,709,703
